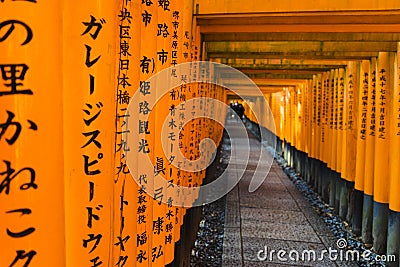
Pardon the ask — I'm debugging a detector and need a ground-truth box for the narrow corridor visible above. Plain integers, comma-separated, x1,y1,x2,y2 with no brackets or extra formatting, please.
222,118,357,267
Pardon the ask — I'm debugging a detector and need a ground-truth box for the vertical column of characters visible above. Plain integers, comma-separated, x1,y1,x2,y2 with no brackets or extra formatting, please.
345,62,359,183
294,87,301,153
322,72,330,164
201,62,212,190
320,74,327,162
329,70,337,171
374,53,392,203
152,0,174,264
323,72,331,168
0,1,66,266
163,79,179,264
190,23,202,207
364,58,377,195
186,60,197,207
195,67,204,200
307,80,313,158
301,82,307,155
323,72,331,166
136,0,157,265
362,57,376,244
285,88,291,153
282,88,288,161
62,1,118,266
355,60,370,192
337,68,345,177
162,5,181,263
303,81,310,156
175,76,187,237
316,74,322,163
293,86,299,151
310,76,317,161
176,0,192,228
164,0,184,255
113,0,142,266
289,87,295,151
316,74,326,160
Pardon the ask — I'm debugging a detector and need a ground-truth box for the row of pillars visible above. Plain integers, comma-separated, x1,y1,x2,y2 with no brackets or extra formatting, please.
0,1,228,267
247,51,400,263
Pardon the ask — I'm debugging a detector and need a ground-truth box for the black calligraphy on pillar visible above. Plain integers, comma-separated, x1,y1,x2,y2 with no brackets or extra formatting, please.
80,14,106,265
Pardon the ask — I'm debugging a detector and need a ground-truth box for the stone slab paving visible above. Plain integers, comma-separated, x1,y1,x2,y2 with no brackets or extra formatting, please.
222,119,358,267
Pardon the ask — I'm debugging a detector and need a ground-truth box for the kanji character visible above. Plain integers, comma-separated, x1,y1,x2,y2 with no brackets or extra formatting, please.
115,235,130,251
90,256,103,267
116,256,128,267
154,157,165,176
6,208,31,215
120,40,131,57
138,120,150,134
0,64,32,96
9,250,36,267
142,10,152,27
83,233,103,253
137,250,147,263
118,74,131,88
151,245,163,262
7,227,35,238
139,101,151,115
119,25,131,39
139,81,151,96
0,160,37,195
85,45,101,68
118,8,132,23
83,102,103,126
82,16,105,40
82,130,101,149
138,139,150,154
83,154,102,176
157,49,168,65
86,205,102,228
152,216,164,235
137,232,147,246
142,0,152,6
157,23,169,38
117,90,130,104
0,20,32,45
158,0,170,11
140,56,154,74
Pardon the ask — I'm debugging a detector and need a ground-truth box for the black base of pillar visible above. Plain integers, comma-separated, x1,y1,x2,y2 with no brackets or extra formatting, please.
321,162,329,203
387,210,400,266
372,201,389,254
352,189,364,236
334,172,341,212
328,168,336,208
362,194,373,245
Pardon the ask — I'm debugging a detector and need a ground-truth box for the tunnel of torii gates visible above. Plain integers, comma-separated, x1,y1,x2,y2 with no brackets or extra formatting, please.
2,0,400,266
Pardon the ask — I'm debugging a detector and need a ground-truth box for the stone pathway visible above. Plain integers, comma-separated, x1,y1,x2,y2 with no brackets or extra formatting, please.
222,118,358,267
